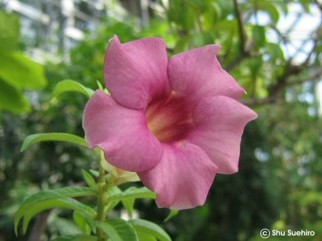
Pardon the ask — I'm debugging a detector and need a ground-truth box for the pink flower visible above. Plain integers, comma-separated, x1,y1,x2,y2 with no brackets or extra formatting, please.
83,36,257,210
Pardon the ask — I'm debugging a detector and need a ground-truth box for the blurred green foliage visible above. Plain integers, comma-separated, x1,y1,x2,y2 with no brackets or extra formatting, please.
0,10,47,113
0,0,321,240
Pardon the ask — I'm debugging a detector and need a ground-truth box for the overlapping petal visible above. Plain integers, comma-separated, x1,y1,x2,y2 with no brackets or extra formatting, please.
168,45,245,107
187,96,258,174
104,36,169,110
138,143,218,209
83,90,163,172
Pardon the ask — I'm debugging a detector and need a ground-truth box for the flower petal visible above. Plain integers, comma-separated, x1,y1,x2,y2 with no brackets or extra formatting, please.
188,96,257,174
138,142,218,210
168,45,245,106
83,90,162,172
104,36,169,110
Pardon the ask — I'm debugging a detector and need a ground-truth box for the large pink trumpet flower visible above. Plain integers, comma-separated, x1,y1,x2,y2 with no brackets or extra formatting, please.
83,36,257,209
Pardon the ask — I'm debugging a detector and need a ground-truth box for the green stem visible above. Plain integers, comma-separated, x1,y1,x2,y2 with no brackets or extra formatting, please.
96,158,107,241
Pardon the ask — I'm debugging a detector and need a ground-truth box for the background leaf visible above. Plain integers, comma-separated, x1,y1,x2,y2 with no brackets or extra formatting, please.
0,79,30,113
51,234,97,241
0,10,19,53
0,52,47,90
0,10,47,114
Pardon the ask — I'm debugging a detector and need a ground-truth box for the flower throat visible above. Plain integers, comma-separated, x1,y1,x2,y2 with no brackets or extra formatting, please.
145,91,192,143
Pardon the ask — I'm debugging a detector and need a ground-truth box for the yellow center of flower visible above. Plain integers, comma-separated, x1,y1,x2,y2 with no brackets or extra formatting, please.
145,91,193,143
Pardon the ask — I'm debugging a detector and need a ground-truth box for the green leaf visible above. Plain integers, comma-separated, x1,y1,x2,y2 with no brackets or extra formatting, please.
104,186,123,213
96,80,104,90
51,235,97,241
164,210,179,222
15,197,96,235
291,191,322,207
109,187,156,203
0,11,47,115
0,51,47,90
102,186,156,214
81,169,97,189
251,25,266,50
54,217,84,236
136,232,157,241
21,133,88,152
129,219,172,241
266,43,285,62
252,0,279,24
52,79,94,99
299,0,311,12
0,78,30,113
122,198,135,218
104,186,156,213
17,187,95,207
73,211,93,234
95,219,138,241
0,10,20,52
168,0,196,31
15,187,96,234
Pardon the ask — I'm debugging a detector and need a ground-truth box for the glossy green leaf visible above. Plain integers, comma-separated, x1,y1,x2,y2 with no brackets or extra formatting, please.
129,219,172,241
20,133,88,152
96,219,138,241
52,79,94,99
109,187,156,202
51,235,97,241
